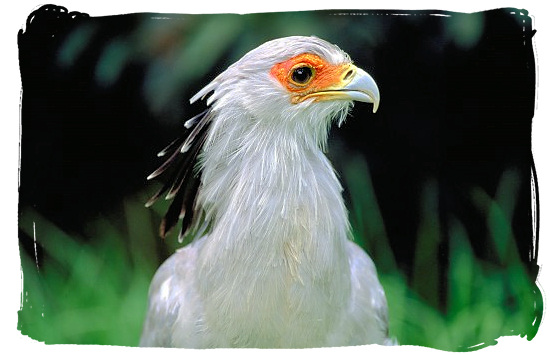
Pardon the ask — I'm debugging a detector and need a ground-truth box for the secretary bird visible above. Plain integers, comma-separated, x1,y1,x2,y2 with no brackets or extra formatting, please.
140,35,391,348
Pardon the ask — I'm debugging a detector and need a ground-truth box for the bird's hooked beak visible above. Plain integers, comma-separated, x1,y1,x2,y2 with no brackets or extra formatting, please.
304,65,380,113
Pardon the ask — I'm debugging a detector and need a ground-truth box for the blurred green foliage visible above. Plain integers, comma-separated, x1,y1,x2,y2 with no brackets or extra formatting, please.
446,12,485,49
343,156,541,350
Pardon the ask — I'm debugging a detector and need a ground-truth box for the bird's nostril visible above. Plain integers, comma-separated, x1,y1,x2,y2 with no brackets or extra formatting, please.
343,69,354,81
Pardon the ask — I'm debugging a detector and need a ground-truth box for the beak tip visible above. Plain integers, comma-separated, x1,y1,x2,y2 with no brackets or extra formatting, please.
346,66,380,114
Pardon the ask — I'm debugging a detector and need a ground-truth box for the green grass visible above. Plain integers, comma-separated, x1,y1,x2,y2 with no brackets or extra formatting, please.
343,155,541,350
18,191,160,346
17,156,541,349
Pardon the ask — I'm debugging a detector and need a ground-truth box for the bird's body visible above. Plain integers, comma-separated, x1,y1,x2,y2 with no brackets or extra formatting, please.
140,36,390,348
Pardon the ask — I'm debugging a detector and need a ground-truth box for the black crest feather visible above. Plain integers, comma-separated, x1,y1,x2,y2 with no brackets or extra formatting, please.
147,109,213,239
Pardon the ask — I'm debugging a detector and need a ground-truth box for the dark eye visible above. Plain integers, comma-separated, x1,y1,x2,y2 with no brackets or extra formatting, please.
291,66,314,85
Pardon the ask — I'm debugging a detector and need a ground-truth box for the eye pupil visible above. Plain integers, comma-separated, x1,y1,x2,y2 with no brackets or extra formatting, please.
291,66,313,84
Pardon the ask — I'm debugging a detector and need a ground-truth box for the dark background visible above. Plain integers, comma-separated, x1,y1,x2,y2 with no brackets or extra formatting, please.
17,5,541,349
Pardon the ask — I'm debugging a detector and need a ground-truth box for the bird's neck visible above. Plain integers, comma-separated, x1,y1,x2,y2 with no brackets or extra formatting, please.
195,112,351,295
193,113,352,343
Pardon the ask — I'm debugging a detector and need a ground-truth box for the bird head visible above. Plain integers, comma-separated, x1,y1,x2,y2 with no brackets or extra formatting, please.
147,36,380,239
191,36,380,148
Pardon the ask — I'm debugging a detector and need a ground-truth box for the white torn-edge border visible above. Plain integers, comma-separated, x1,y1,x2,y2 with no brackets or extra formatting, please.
6,2,548,355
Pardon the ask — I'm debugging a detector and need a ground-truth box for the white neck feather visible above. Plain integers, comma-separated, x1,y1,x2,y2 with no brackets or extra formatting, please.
193,100,353,345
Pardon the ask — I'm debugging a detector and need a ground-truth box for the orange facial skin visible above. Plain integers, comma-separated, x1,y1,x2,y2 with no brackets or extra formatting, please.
270,53,354,104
